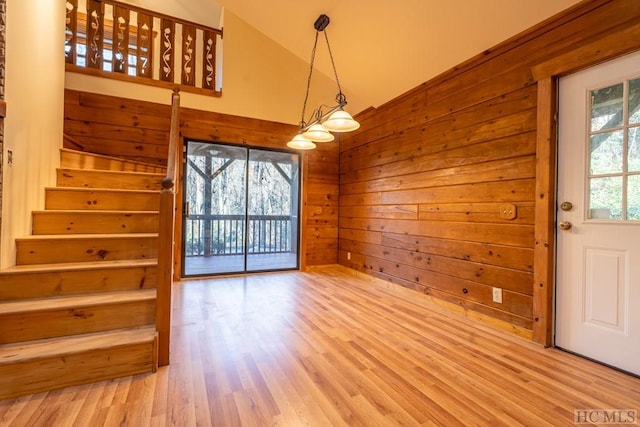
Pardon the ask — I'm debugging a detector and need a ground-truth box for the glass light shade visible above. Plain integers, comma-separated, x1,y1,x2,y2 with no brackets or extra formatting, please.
286,134,317,150
301,123,335,142
322,109,360,132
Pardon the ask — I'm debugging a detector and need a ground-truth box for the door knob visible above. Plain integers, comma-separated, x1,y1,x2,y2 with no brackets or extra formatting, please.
559,221,572,230
560,201,573,211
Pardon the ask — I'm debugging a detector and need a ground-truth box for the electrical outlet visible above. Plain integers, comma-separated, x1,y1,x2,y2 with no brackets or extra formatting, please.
347,251,351,260
492,287,503,304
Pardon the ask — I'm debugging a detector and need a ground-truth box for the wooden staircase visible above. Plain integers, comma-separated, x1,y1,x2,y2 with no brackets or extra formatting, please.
0,148,167,400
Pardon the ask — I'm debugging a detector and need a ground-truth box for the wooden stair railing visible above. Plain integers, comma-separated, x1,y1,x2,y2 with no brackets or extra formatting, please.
65,0,223,97
156,89,180,366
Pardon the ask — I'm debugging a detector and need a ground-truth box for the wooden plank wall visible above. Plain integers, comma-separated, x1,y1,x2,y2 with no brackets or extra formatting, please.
338,0,640,337
63,89,339,267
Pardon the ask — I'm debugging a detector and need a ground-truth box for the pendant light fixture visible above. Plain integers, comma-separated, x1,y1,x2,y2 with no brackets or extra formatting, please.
286,14,360,150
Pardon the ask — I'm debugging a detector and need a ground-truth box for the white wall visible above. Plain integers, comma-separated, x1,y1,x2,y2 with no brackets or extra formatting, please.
1,1,65,268
65,9,341,126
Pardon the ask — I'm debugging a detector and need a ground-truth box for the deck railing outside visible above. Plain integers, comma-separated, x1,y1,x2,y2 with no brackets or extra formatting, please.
185,215,293,257
65,0,223,96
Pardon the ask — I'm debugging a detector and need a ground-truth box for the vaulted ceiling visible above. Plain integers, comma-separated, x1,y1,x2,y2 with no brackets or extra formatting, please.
217,0,582,113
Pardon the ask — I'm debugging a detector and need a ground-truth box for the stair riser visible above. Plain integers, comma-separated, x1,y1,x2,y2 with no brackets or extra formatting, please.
0,339,157,400
16,237,158,265
32,212,159,234
0,266,157,301
61,150,166,173
57,169,163,191
45,189,159,211
0,301,156,344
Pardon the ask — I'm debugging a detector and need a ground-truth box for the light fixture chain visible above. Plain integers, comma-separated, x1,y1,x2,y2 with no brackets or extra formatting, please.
323,30,343,100
300,31,320,126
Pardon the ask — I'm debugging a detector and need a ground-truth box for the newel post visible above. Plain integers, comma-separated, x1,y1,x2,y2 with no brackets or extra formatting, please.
156,89,180,366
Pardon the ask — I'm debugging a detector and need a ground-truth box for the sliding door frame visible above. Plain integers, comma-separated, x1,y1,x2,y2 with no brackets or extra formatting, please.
180,139,302,277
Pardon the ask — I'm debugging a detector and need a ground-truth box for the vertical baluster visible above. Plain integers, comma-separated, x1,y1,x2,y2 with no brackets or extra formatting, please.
189,219,193,255
250,219,253,254
86,0,104,69
223,219,227,254
216,218,220,255
113,5,129,74
160,19,175,83
65,0,78,64
196,219,200,255
202,30,217,90
182,25,196,86
137,13,153,78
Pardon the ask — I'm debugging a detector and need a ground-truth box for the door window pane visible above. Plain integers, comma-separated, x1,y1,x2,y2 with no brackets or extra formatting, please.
629,128,640,172
590,131,623,175
629,78,640,124
247,150,299,272
627,175,640,220
586,78,640,221
591,83,623,131
184,142,247,275
589,176,623,220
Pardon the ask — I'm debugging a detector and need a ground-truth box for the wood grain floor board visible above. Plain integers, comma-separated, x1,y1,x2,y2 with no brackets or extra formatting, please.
1,265,639,426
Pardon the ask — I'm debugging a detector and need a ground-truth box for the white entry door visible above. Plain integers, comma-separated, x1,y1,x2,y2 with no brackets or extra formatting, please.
556,50,640,376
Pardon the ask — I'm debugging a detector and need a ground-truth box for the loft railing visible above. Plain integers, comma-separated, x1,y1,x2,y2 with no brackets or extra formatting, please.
156,89,180,367
65,0,223,97
184,215,293,257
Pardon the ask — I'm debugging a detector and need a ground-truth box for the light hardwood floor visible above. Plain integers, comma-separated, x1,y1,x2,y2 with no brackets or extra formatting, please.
1,265,639,426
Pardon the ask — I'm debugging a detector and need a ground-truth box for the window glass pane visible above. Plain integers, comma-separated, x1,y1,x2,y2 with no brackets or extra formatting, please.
630,78,640,125
590,130,623,175
629,127,640,172
591,83,623,131
589,176,623,220
628,175,640,220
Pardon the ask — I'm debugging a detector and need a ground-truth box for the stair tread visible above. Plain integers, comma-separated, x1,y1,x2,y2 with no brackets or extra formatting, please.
58,167,165,178
61,148,167,171
0,326,156,363
46,186,158,194
0,289,157,315
16,233,158,241
0,259,157,275
33,210,158,215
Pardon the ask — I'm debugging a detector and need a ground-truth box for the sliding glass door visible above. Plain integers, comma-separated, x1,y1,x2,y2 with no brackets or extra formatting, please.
182,142,300,276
